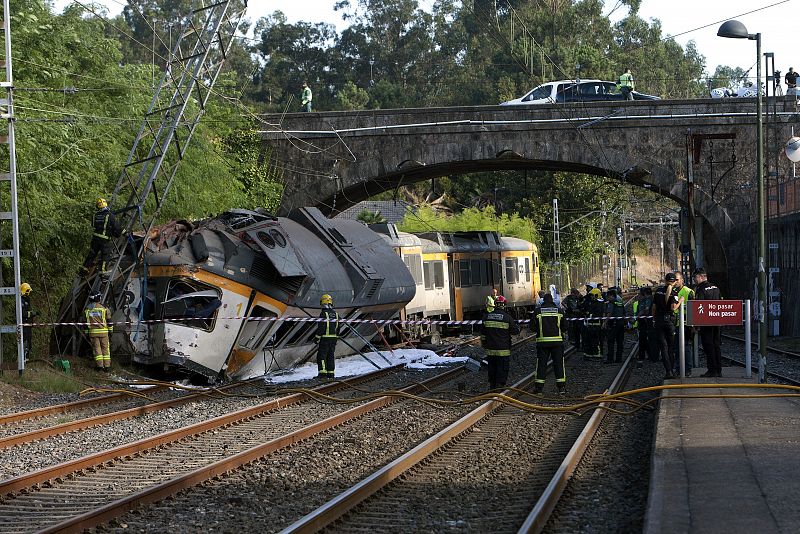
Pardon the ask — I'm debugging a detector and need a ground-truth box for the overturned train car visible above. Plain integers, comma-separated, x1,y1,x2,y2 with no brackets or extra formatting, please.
108,207,414,381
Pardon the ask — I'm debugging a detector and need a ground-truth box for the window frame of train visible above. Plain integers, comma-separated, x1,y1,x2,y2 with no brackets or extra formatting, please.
505,257,518,284
162,278,222,332
524,257,531,282
423,260,445,290
403,253,423,286
238,306,278,351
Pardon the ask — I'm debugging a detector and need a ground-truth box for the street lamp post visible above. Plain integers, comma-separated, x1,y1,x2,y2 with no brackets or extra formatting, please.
718,20,767,382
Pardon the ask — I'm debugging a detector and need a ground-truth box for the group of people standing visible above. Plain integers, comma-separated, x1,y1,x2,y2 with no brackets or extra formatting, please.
481,267,725,394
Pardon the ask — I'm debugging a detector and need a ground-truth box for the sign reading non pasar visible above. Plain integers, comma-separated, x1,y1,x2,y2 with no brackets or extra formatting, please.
688,300,743,326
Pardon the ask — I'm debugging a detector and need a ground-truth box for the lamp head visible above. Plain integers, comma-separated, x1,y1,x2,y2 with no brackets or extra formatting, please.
786,137,800,163
717,20,751,39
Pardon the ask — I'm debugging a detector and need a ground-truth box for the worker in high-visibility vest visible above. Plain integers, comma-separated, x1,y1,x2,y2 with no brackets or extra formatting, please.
85,293,112,370
314,294,338,379
618,68,635,101
530,293,566,396
81,198,123,275
301,81,313,112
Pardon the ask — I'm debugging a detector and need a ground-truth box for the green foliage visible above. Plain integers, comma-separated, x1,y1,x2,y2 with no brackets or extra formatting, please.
335,81,370,110
398,205,539,246
356,209,386,224
8,3,283,352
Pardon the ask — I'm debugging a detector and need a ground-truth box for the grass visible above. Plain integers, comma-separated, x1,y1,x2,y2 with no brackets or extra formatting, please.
0,367,84,394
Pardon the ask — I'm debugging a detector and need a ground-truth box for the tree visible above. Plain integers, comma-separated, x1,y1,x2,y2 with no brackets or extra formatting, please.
335,81,370,110
356,209,386,224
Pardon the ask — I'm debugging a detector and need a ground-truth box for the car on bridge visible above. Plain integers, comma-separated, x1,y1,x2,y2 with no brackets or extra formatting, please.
500,79,660,105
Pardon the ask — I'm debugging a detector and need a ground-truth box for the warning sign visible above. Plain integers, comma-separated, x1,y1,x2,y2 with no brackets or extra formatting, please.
688,300,743,326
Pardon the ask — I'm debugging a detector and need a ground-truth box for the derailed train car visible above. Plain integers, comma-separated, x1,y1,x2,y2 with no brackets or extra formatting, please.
110,207,415,381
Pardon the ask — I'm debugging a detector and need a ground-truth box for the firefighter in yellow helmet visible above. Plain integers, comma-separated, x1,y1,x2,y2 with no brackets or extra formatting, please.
85,292,112,370
20,283,37,360
81,197,123,276
314,294,339,379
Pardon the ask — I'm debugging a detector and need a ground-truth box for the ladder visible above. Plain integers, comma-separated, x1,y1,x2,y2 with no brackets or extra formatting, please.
58,1,247,352
0,0,24,374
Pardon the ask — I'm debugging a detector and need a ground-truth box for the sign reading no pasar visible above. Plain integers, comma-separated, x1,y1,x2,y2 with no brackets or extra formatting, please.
688,300,743,326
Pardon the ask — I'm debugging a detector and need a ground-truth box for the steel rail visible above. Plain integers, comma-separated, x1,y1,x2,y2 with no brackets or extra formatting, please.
517,345,637,533
0,378,264,449
279,346,576,533
721,333,800,360
0,385,162,425
721,354,800,386
28,366,466,534
0,365,402,496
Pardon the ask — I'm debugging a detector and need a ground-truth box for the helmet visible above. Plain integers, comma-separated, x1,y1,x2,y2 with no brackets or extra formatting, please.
494,295,507,307
20,282,32,296
89,292,102,302
590,288,602,297
320,294,333,306
96,197,108,209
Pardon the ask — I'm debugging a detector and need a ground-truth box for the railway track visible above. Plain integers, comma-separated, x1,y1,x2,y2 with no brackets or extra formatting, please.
720,335,800,385
281,346,636,533
0,378,268,449
0,363,470,533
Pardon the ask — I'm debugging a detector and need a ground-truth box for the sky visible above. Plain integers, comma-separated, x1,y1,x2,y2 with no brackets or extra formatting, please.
51,0,797,77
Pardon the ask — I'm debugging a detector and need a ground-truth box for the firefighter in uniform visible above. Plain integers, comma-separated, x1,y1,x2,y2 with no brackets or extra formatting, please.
531,293,567,395
604,287,626,363
20,282,38,360
582,288,604,360
314,294,339,379
480,295,520,390
693,268,723,377
82,198,123,275
85,293,112,370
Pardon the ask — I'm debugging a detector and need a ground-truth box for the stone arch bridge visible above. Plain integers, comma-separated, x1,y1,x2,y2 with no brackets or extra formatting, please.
261,98,799,297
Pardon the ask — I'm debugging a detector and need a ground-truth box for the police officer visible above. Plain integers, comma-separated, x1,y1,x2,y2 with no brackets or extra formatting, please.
85,292,112,370
531,293,567,395
562,288,583,352
314,294,339,380
20,283,38,360
82,198,123,275
481,295,520,390
604,287,626,363
581,288,605,360
653,273,681,379
694,268,723,377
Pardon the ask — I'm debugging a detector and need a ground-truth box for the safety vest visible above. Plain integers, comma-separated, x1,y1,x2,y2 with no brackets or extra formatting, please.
632,301,638,328
85,304,111,334
302,86,312,104
534,306,563,343
486,295,495,313
316,308,338,338
673,286,694,325
618,72,634,90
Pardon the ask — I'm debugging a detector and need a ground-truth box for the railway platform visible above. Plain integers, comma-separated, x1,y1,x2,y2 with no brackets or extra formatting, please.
644,367,800,534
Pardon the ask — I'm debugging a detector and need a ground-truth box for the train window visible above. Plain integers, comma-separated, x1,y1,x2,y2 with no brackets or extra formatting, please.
470,259,481,285
403,254,423,285
459,260,471,287
423,261,434,290
524,258,531,282
433,261,445,289
287,323,317,345
162,279,222,331
238,306,278,350
271,319,298,347
533,253,539,269
505,258,518,284
480,259,489,286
